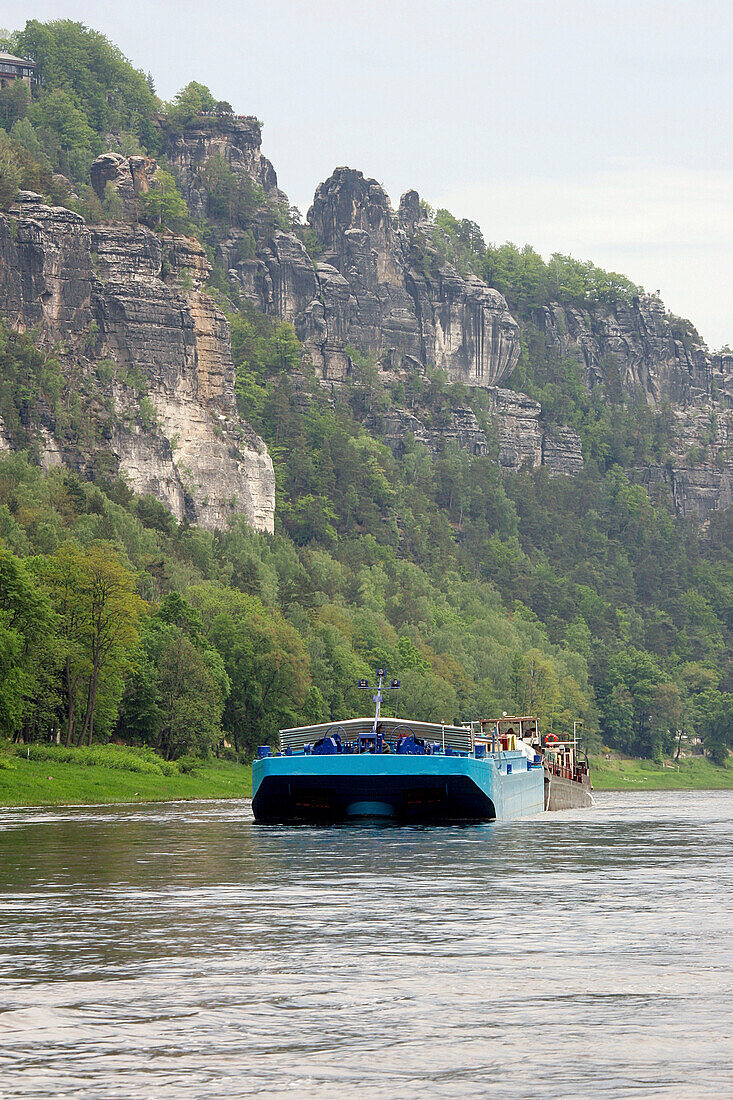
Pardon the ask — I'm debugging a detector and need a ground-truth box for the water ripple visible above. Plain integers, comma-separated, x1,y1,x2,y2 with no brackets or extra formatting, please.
0,791,731,1098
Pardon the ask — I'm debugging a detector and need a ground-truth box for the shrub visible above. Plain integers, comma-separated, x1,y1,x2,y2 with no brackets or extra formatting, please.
11,743,177,775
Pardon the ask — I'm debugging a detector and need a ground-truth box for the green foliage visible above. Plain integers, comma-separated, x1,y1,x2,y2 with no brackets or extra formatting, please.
197,153,265,227
0,434,730,765
10,741,176,775
0,323,63,444
418,205,641,311
0,80,29,129
0,127,51,206
10,116,51,172
139,169,191,233
483,244,640,311
506,326,677,474
0,546,57,738
154,630,226,759
29,87,96,178
164,81,216,128
18,20,160,155
1,20,163,198
0,26,728,772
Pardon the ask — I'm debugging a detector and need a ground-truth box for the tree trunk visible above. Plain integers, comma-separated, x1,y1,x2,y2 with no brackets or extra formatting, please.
77,679,94,746
80,653,100,746
64,658,75,748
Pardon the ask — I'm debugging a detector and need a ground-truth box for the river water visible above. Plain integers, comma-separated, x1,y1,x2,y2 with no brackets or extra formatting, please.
0,791,731,1098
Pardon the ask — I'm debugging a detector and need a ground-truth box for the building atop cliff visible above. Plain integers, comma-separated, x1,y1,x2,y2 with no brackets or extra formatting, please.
0,52,35,89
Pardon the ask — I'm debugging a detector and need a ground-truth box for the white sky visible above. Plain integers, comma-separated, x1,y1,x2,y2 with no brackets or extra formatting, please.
3,0,731,348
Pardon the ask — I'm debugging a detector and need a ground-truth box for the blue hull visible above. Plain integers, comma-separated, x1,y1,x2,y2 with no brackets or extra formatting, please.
252,750,544,824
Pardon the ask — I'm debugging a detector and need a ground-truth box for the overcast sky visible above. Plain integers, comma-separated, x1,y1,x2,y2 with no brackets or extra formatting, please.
3,0,731,348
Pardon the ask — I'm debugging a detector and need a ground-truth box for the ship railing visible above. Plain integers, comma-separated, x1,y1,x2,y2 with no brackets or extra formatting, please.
546,761,587,782
279,717,474,754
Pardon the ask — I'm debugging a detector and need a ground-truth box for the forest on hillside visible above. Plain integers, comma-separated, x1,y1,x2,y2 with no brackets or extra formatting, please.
0,20,732,764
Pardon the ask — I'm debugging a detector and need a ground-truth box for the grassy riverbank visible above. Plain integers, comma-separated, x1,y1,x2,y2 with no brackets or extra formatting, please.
2,743,731,807
590,753,733,790
0,743,252,806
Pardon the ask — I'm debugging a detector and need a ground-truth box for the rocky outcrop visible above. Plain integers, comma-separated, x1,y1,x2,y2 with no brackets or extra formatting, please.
90,152,157,218
9,113,732,520
533,294,733,509
0,192,93,341
306,168,520,387
380,405,491,458
221,160,520,388
486,389,544,472
635,405,733,519
542,426,584,477
535,294,726,409
0,196,274,533
377,385,584,476
165,115,286,221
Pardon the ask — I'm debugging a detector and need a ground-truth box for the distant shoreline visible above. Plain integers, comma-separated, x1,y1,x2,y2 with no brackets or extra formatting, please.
1,746,731,807
0,751,252,807
590,754,733,791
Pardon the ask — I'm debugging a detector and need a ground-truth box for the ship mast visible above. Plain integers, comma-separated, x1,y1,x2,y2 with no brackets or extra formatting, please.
357,670,401,737
372,669,385,733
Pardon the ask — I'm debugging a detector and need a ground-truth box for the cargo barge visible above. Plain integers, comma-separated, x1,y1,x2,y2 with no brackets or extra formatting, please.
252,673,550,824
252,675,592,824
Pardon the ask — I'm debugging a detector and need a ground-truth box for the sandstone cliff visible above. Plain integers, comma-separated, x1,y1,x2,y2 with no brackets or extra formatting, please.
4,109,732,526
0,192,274,532
151,118,584,484
165,115,287,222
533,295,733,516
226,166,521,389
215,159,580,479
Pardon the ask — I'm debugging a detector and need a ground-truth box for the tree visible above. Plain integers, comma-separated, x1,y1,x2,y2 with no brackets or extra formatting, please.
0,80,29,129
648,682,685,763
140,170,190,232
508,647,560,726
18,19,159,152
194,587,310,753
10,117,50,172
165,81,216,127
0,547,57,738
598,647,667,757
198,153,264,226
397,669,459,724
0,129,21,207
697,691,733,766
29,88,96,177
38,542,143,745
156,631,225,759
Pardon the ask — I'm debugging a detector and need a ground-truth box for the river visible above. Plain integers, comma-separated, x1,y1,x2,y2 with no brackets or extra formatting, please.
0,791,731,1098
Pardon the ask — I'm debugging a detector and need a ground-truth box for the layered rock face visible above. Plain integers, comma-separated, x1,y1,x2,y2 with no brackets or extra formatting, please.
632,405,733,519
90,152,157,218
535,295,717,406
165,115,286,220
0,191,94,340
307,168,521,387
170,123,572,478
6,111,731,521
224,163,521,389
0,194,274,533
378,386,583,477
534,295,733,514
